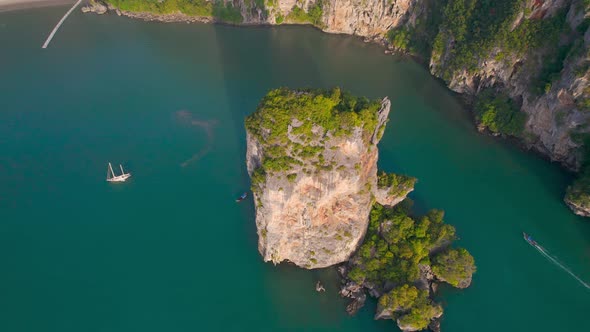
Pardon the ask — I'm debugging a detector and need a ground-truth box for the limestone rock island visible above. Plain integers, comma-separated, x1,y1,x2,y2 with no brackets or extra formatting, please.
245,88,475,331
245,88,403,268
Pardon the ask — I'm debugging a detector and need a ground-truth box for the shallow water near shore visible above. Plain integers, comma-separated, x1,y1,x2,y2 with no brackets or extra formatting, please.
1,7,589,332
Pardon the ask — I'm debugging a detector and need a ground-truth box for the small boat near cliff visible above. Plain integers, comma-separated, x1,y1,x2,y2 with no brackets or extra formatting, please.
523,232,537,246
106,162,131,182
315,281,325,292
236,192,248,202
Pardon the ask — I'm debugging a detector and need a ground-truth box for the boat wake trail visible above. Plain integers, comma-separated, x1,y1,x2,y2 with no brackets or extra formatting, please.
175,110,218,167
532,243,590,290
42,0,82,49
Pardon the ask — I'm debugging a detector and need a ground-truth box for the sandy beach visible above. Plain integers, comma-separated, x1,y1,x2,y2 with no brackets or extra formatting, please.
0,0,76,12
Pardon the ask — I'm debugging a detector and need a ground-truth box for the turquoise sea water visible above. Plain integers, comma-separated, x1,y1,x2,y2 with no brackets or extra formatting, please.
1,7,589,332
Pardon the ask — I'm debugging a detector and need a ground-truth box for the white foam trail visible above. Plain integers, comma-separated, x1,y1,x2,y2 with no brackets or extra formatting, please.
533,244,590,290
42,0,82,49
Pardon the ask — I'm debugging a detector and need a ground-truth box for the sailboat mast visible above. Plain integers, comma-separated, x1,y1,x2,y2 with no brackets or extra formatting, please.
109,163,115,178
120,164,124,175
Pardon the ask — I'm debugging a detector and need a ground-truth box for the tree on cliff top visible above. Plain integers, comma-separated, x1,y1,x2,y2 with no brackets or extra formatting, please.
347,204,457,287
245,87,385,194
105,0,245,23
565,174,590,211
378,284,442,331
377,171,417,198
564,135,590,215
432,248,476,288
474,89,525,137
286,1,324,27
245,87,381,146
378,284,420,312
397,299,442,331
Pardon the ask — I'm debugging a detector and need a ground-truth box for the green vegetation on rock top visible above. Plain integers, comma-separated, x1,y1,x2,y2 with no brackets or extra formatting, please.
347,203,458,286
565,137,590,213
474,89,525,137
565,176,590,212
245,88,381,176
433,0,568,79
104,0,244,23
286,1,323,27
246,87,380,145
377,171,417,197
386,0,445,60
347,201,473,330
377,284,442,330
378,284,422,312
378,285,442,331
432,248,476,287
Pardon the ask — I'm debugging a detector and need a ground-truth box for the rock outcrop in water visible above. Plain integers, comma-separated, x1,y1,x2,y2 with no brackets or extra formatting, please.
564,175,590,216
336,201,475,331
339,204,476,331
244,88,475,331
244,88,412,268
81,0,108,14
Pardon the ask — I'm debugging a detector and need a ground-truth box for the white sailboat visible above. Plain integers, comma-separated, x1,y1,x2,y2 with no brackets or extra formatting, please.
106,162,131,182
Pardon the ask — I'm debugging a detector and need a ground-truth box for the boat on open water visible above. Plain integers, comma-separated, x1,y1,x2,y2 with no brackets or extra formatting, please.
106,162,131,182
523,232,537,246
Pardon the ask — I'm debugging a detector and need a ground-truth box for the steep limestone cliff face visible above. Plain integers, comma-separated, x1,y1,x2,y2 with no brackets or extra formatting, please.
248,0,422,36
430,0,590,169
245,88,407,268
265,0,426,40
320,0,418,37
523,47,590,168
425,0,590,216
100,0,421,37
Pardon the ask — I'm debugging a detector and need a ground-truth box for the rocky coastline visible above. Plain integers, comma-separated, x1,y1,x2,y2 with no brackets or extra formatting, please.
564,176,590,216
245,88,475,331
565,198,590,216
244,88,395,268
118,10,214,24
81,0,107,14
336,202,474,332
81,0,590,217
81,0,215,23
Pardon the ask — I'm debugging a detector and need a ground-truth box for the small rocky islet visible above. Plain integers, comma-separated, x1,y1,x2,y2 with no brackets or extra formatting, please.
245,88,476,332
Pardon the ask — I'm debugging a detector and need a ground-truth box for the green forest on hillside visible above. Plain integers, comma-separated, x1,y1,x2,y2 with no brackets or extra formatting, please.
104,0,244,23
431,0,569,77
